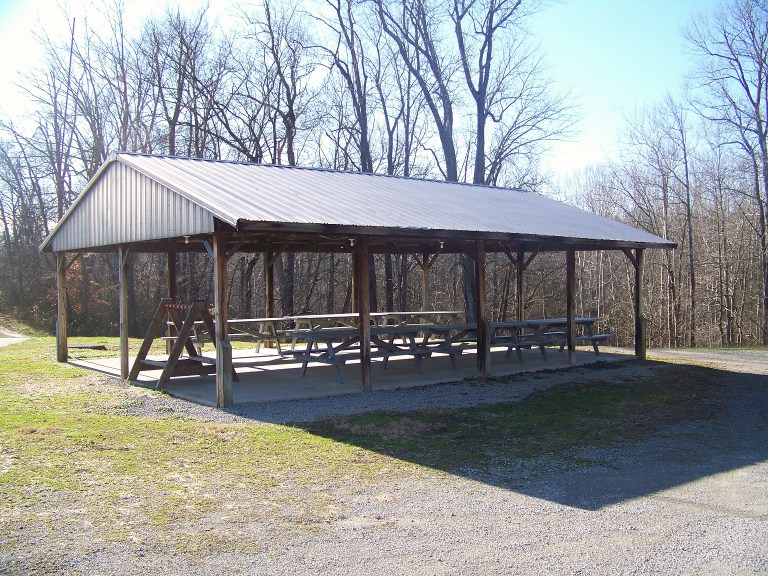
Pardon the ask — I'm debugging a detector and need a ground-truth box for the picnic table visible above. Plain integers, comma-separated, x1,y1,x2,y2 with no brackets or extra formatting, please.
175,311,465,356
291,322,473,383
490,317,611,362
161,310,611,389
279,311,463,349
286,316,612,383
169,317,287,354
226,318,287,355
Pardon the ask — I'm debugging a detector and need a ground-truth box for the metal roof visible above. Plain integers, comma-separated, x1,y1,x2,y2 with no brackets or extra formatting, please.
41,152,674,252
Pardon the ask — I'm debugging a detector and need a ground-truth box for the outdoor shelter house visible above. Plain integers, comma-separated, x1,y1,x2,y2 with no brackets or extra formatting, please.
40,153,675,407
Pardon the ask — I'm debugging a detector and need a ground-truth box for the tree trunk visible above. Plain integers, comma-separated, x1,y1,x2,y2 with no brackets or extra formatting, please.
384,254,394,312
368,254,378,312
326,254,336,314
398,255,409,311
277,253,295,317
243,255,259,318
460,253,477,323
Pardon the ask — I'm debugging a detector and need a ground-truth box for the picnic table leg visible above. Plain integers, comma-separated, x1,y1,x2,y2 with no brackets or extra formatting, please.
254,329,262,354
326,340,347,384
440,330,459,371
414,354,424,374
263,321,282,356
507,330,525,363
449,350,458,371
509,344,523,363
586,323,600,354
534,325,548,361
380,331,399,369
298,342,312,377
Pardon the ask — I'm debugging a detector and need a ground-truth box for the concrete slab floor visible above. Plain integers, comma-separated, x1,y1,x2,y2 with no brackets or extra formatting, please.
70,345,636,407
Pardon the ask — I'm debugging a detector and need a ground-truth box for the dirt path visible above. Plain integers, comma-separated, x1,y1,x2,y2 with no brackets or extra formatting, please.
0,326,26,348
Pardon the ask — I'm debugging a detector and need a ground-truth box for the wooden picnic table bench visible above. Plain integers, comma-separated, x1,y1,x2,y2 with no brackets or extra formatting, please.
490,317,611,363
373,323,472,372
534,317,613,354
291,323,473,383
280,311,462,350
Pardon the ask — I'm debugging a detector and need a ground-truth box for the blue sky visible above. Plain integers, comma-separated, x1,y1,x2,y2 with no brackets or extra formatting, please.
0,0,722,177
531,0,721,176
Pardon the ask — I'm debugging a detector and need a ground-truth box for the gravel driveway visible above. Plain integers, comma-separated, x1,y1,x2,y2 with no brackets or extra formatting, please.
4,348,767,574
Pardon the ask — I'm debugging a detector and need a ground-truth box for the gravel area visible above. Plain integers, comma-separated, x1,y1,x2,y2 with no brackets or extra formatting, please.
649,347,768,374
110,347,767,426
3,348,767,574
112,359,648,424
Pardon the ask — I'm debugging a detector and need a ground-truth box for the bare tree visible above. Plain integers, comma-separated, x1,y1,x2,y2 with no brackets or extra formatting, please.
141,7,216,156
245,0,317,166
687,0,768,343
374,0,460,181
315,0,375,173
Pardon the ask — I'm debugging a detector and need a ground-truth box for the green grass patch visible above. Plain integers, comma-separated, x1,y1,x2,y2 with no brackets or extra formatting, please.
0,338,89,384
0,337,395,562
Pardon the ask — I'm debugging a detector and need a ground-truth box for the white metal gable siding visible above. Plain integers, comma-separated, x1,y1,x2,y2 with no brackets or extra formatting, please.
120,154,671,246
47,161,214,252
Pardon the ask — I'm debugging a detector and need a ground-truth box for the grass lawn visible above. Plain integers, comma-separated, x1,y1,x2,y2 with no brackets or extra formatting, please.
0,336,726,568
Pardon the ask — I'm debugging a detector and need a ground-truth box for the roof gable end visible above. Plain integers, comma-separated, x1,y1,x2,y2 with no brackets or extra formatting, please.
40,157,215,252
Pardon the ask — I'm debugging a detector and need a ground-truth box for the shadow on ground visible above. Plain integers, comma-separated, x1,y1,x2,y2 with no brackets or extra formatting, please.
297,360,768,511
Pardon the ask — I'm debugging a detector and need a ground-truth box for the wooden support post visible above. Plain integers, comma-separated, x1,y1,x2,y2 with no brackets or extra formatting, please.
213,232,232,407
166,252,177,353
265,251,275,319
516,245,524,322
635,248,646,359
504,245,537,322
421,251,429,312
623,248,647,360
566,248,576,366
217,341,233,406
351,252,358,314
56,252,68,362
118,246,130,379
475,241,490,376
412,250,442,316
354,237,372,392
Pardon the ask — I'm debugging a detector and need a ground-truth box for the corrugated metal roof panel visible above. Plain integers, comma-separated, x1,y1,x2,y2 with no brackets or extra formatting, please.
120,153,670,245
42,153,673,252
44,160,214,252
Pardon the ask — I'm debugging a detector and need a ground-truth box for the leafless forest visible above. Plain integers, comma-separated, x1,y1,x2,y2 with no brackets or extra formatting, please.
0,0,766,348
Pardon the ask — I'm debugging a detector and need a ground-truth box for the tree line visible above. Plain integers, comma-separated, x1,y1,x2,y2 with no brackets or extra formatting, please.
0,0,766,349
